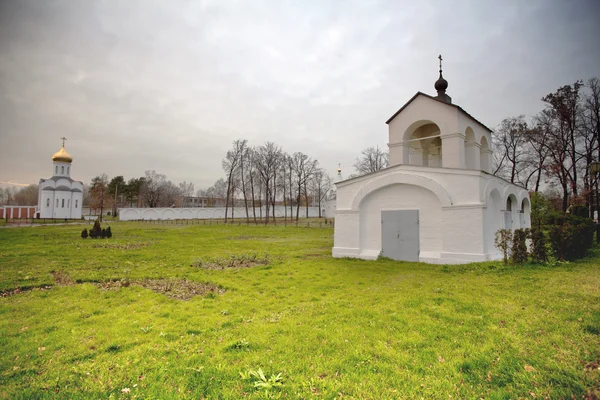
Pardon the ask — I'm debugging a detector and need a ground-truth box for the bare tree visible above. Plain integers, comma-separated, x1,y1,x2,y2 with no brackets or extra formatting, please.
179,181,195,207
13,184,39,205
493,116,530,184
542,81,584,198
255,142,282,224
90,174,110,221
522,122,551,192
141,170,167,208
222,140,247,222
310,168,332,217
353,145,389,176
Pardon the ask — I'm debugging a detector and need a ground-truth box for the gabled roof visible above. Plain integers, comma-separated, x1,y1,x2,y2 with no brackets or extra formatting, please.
385,91,492,133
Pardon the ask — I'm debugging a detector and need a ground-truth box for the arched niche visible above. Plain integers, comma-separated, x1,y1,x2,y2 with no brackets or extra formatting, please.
520,198,531,228
480,136,491,173
505,194,518,230
406,122,442,167
464,127,479,169
485,188,503,254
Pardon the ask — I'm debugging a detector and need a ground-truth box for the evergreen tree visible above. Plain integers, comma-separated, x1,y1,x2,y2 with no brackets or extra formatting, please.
90,219,101,239
81,228,88,239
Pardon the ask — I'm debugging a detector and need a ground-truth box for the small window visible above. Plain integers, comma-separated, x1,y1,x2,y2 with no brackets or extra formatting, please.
55,166,58,174
75,199,78,208
67,166,70,175
46,198,50,207
62,199,64,208
67,200,70,208
61,166,64,174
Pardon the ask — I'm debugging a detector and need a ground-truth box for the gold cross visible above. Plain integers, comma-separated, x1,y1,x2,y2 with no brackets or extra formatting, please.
61,137,67,147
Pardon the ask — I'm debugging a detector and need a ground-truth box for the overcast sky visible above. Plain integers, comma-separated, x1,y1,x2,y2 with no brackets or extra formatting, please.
1,0,599,190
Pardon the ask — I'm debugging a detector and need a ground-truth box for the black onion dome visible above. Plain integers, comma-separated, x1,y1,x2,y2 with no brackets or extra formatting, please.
435,73,448,92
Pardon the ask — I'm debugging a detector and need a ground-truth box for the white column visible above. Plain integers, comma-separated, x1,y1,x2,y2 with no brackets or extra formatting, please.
442,133,466,169
388,142,409,166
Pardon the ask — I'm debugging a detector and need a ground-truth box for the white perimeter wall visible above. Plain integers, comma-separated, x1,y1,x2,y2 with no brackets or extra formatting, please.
119,206,323,221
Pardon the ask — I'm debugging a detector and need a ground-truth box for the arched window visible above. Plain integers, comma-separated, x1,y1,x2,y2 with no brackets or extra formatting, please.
55,166,58,174
61,166,64,174
61,199,65,208
75,199,78,208
506,198,512,211
67,166,70,175
67,200,70,208
56,199,59,207
46,198,50,207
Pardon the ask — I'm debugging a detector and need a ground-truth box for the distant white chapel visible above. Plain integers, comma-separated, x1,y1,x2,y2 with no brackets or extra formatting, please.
332,57,530,264
37,139,83,219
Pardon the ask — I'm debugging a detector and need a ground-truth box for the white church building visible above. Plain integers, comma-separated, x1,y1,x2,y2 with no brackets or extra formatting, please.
332,59,530,264
37,140,83,219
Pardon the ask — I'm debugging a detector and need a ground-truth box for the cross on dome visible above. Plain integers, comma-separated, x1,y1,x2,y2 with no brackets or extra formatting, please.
434,54,451,103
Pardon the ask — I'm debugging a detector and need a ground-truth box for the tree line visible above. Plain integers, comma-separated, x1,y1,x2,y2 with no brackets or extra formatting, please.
494,77,600,213
217,139,332,223
88,171,196,217
0,185,38,206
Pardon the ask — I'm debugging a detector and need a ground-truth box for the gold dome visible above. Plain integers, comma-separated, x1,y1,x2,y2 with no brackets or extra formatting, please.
52,146,73,163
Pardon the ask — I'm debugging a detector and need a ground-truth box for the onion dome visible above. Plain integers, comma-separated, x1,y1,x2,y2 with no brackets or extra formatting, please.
434,54,452,104
52,146,73,163
434,73,448,92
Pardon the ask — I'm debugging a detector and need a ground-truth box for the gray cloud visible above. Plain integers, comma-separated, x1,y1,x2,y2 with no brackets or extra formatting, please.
1,0,599,188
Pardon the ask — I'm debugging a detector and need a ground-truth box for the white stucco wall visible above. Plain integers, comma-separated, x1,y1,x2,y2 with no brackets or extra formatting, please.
359,184,443,257
332,164,529,264
387,94,493,173
118,206,323,221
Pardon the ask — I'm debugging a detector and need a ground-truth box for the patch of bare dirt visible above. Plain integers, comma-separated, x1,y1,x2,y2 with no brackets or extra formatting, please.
192,253,272,269
1,285,53,297
95,278,225,300
91,241,155,250
51,271,74,286
227,235,274,240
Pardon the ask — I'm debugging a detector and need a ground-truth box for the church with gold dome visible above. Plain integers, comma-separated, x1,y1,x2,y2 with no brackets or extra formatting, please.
37,139,84,219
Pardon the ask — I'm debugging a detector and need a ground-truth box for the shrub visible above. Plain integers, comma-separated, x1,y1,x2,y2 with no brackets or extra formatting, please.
90,219,102,239
548,214,595,261
570,205,589,218
101,228,106,239
106,226,112,238
529,227,547,263
494,229,513,264
511,228,529,264
81,228,88,239
530,192,560,229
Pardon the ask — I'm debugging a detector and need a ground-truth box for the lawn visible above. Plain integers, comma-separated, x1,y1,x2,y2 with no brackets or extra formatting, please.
0,222,598,399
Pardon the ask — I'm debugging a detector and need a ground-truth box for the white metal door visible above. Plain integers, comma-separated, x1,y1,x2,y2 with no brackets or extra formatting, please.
381,210,420,262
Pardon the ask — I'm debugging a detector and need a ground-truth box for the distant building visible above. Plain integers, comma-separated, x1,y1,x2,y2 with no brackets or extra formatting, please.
37,140,83,219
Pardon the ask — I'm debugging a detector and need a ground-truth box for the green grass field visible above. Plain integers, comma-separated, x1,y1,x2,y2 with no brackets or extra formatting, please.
1,222,599,399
